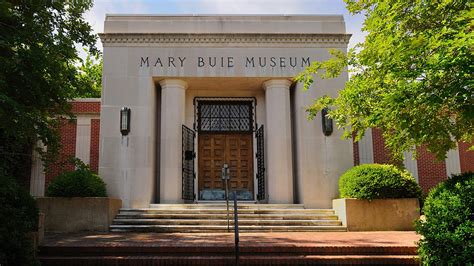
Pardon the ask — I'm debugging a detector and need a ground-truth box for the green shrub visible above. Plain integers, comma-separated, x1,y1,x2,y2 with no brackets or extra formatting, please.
339,164,422,200
415,172,473,265
0,175,39,266
46,161,107,197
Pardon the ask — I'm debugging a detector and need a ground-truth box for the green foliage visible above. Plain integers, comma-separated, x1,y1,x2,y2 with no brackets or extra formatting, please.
296,0,473,160
339,164,422,200
0,0,97,170
415,172,474,265
74,49,102,98
47,159,107,197
0,175,39,266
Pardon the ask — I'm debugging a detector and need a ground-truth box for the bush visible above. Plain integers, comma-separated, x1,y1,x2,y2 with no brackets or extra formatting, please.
415,172,473,265
46,161,107,197
339,164,422,200
0,175,39,266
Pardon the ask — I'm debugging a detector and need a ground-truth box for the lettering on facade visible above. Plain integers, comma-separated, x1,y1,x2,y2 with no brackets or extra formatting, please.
140,56,311,69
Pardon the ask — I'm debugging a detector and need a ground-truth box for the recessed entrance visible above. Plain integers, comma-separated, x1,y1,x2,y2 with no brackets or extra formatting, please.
196,99,255,200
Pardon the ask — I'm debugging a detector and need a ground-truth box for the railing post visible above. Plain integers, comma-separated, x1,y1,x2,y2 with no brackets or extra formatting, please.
233,191,239,264
222,163,230,232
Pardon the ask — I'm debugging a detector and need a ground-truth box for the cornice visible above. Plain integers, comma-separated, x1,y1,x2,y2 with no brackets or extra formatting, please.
99,33,351,48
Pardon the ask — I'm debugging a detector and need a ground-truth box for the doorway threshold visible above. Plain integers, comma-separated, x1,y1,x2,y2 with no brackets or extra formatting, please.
196,200,257,204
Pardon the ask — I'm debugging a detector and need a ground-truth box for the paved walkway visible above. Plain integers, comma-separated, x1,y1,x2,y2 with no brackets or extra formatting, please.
42,231,420,248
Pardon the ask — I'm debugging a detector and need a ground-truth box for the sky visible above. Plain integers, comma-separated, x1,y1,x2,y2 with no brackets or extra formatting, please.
83,0,367,56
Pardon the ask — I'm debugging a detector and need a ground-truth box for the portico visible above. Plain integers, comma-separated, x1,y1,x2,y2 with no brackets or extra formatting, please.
98,15,353,208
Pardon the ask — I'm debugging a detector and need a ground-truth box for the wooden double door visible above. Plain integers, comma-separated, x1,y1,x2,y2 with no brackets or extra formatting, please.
198,133,254,199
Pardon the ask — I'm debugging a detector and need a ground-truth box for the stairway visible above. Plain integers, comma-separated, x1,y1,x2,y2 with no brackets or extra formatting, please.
109,203,347,232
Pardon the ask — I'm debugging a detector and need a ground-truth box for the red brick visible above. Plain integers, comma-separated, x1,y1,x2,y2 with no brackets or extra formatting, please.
372,128,395,164
352,133,360,166
416,146,447,194
90,119,100,174
71,101,101,114
45,119,77,189
459,141,474,173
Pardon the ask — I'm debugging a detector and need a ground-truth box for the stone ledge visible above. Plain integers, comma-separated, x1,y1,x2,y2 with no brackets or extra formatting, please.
333,198,420,231
37,197,122,233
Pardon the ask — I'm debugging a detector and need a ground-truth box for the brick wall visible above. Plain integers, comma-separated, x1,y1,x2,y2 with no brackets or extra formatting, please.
90,119,101,173
352,128,467,194
45,118,77,189
71,101,101,114
42,100,101,191
416,146,447,194
371,128,397,164
459,141,474,173
352,133,360,166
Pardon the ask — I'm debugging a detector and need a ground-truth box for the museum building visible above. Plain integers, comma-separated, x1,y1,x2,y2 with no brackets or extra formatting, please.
29,15,473,209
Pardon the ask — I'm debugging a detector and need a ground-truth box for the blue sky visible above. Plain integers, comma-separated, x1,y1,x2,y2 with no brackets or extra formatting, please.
85,0,366,53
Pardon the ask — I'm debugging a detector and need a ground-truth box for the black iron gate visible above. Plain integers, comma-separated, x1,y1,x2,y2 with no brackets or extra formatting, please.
182,125,196,201
256,125,265,200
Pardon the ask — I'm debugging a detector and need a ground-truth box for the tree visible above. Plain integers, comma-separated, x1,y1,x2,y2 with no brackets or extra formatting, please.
0,0,98,176
0,1,97,264
296,0,473,160
74,49,102,98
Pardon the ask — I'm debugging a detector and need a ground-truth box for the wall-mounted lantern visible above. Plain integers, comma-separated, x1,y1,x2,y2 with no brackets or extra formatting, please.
321,107,333,136
120,107,131,136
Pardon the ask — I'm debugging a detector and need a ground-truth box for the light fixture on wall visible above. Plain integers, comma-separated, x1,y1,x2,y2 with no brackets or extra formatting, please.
120,107,131,136
321,107,333,136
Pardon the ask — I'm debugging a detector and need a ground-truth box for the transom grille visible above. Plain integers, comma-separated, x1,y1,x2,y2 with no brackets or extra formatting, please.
197,100,254,133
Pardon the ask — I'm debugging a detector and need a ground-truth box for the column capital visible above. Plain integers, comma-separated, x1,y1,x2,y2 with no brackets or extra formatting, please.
159,79,188,90
262,79,292,90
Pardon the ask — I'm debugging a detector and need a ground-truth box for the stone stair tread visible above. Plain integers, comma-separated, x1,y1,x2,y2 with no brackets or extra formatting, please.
112,204,345,232
149,203,305,208
116,214,339,220
119,208,335,213
112,218,342,225
109,225,347,232
110,225,346,228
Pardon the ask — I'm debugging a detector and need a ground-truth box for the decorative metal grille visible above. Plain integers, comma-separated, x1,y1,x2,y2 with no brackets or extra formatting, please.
256,125,265,200
182,125,196,201
194,98,256,133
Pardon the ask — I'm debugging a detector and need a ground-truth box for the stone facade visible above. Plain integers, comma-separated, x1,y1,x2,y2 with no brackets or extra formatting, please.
31,100,473,201
29,15,473,207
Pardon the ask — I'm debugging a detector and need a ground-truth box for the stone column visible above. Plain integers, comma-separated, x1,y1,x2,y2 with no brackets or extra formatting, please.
159,79,188,203
263,79,294,203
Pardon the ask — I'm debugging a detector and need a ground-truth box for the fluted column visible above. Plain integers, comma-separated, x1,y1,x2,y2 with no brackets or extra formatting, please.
263,79,294,203
159,79,188,203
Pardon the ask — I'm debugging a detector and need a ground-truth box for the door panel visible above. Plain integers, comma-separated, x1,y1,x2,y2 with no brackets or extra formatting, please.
198,133,254,199
198,134,225,190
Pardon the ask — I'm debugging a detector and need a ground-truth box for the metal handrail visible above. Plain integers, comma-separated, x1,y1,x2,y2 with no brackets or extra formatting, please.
233,191,240,264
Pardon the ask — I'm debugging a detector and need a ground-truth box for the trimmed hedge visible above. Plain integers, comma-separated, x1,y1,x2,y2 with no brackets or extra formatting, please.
0,175,39,265
339,164,422,200
46,162,107,197
415,172,473,265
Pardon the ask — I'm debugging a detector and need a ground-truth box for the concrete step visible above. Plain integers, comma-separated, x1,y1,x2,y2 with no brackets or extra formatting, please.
149,203,305,209
39,255,419,265
118,208,335,214
112,204,344,232
115,213,340,220
112,218,343,226
109,224,347,232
